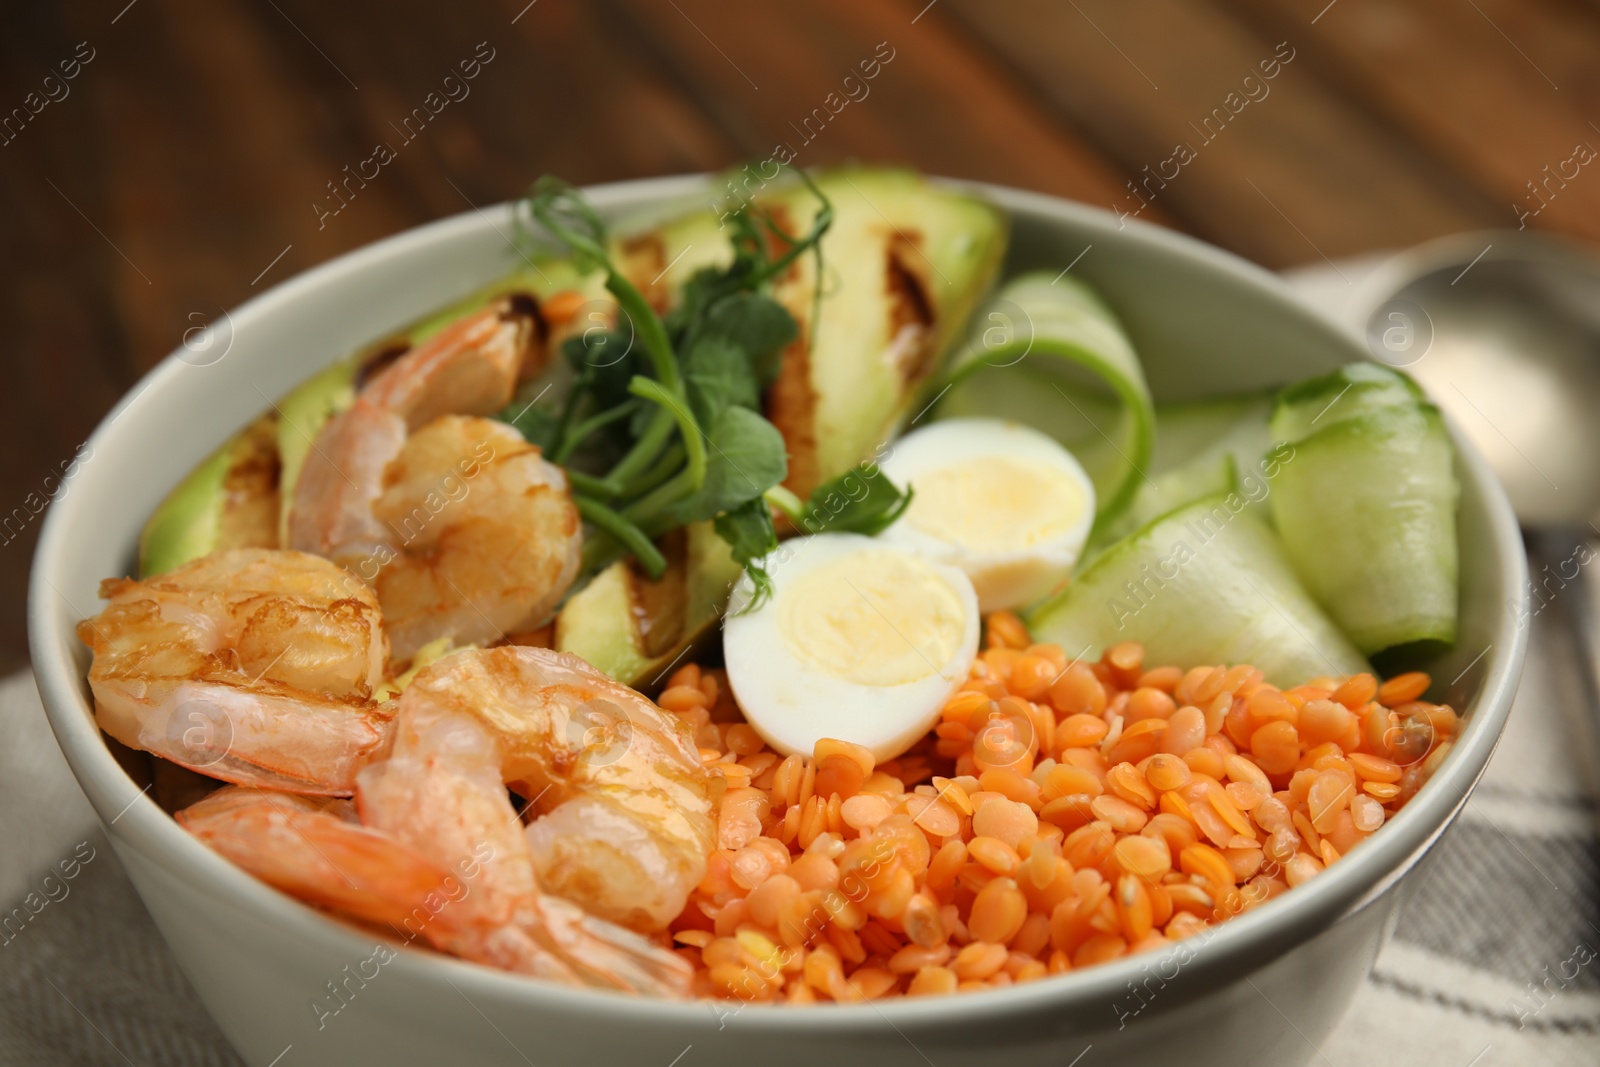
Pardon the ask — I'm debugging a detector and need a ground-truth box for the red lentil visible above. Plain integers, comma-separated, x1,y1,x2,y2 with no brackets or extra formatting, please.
666,626,1458,1002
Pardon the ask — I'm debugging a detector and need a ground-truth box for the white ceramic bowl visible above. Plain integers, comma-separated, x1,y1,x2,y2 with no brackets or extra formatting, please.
30,176,1528,1067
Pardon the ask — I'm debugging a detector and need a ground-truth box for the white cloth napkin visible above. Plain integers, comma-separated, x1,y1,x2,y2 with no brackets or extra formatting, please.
0,669,243,1065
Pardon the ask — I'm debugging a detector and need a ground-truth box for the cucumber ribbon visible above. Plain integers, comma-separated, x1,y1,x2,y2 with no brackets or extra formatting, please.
1027,490,1371,686
1268,364,1459,657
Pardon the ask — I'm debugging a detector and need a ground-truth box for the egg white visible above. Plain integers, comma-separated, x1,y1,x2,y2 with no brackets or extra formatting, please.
723,533,979,762
876,418,1096,612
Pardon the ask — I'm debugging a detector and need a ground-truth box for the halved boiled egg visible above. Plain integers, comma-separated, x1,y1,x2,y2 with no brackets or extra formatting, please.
876,418,1095,612
723,534,979,761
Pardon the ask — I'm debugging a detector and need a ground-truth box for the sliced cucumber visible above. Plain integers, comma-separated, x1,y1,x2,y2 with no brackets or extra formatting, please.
1027,491,1370,686
1092,453,1236,556
931,273,1154,533
1268,403,1458,655
1088,391,1278,554
1152,390,1274,476
1271,362,1423,446
1091,391,1279,552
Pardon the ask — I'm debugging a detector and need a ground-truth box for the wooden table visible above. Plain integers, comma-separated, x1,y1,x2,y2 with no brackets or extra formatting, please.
3,0,1595,671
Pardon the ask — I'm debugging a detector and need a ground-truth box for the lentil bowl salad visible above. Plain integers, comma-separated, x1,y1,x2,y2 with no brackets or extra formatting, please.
33,170,1526,1067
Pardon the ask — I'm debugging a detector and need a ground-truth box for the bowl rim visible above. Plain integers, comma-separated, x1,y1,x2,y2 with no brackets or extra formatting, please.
29,172,1529,1034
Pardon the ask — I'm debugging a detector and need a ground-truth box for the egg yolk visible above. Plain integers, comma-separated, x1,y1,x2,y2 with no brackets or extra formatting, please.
903,456,1086,554
777,549,966,687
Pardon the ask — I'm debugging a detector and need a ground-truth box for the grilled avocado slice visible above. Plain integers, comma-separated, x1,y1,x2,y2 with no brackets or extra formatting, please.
138,414,281,577
622,167,1008,497
554,521,742,688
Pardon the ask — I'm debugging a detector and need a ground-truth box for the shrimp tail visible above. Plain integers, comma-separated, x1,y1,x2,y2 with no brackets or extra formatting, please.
521,894,693,998
178,787,459,932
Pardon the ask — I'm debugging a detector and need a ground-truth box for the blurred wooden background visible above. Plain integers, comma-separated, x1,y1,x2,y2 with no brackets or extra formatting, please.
2,0,1597,672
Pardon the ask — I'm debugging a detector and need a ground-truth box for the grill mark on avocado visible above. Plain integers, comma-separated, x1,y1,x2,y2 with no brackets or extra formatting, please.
219,414,282,550
762,205,802,286
755,203,822,496
619,233,670,313
766,319,820,500
885,232,938,385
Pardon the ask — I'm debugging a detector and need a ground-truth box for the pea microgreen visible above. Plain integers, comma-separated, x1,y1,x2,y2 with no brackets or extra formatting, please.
503,168,909,606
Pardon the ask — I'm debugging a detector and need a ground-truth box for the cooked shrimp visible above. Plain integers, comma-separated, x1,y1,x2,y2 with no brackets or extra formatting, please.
77,548,392,795
178,788,462,931
288,298,541,566
292,414,580,662
180,758,691,992
372,417,581,661
357,705,692,993
391,646,720,933
362,296,543,431
289,298,581,662
357,702,536,933
286,398,406,572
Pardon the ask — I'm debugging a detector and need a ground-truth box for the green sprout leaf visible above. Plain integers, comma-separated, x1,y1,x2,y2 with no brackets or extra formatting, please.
507,166,832,594
682,335,761,426
715,496,780,611
798,466,915,537
702,292,797,390
661,406,787,528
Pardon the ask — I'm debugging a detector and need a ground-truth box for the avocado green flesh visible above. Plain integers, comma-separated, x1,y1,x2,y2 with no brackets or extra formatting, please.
556,563,654,683
641,168,1009,493
555,521,742,687
138,443,231,577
